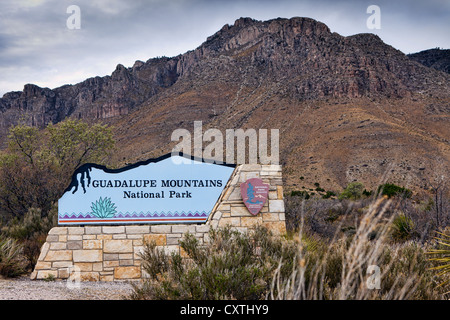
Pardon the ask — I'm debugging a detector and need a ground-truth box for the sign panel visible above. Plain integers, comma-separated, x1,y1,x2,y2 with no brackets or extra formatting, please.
240,178,269,215
58,154,235,225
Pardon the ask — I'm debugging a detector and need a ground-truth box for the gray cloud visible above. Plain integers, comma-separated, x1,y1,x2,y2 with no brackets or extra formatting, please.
0,0,448,96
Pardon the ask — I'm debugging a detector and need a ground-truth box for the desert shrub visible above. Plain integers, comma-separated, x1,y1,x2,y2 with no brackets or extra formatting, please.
379,242,447,300
0,236,27,278
338,182,365,200
290,190,310,199
131,226,297,300
2,205,57,268
391,214,416,241
272,198,448,300
377,183,412,199
0,119,115,221
322,191,336,199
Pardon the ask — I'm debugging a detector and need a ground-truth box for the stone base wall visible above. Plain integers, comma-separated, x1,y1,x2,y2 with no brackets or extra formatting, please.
31,164,286,281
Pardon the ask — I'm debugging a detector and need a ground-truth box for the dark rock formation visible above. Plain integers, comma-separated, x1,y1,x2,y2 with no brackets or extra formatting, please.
408,48,450,74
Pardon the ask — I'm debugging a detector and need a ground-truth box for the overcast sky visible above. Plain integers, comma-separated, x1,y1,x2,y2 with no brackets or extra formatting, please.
0,0,449,96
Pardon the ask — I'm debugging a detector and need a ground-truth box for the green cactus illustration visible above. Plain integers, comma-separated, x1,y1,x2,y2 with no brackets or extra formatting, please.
90,197,117,218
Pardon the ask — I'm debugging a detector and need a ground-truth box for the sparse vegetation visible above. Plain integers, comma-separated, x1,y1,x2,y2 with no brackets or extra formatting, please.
131,226,297,300
377,183,412,199
0,119,115,275
338,182,365,200
132,194,450,300
0,236,26,278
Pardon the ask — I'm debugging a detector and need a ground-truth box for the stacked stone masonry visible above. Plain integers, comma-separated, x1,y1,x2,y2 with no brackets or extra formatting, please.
31,164,286,281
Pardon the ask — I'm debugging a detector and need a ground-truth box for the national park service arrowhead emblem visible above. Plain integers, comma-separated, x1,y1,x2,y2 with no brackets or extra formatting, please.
240,178,269,215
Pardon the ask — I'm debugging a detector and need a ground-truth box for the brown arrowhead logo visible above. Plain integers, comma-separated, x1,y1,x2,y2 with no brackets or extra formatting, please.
240,178,269,215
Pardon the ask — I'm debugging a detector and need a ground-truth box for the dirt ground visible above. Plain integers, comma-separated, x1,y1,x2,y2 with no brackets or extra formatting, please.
0,275,135,300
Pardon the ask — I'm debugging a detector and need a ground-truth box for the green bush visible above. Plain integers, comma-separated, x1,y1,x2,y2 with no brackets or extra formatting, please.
338,182,365,200
377,183,412,198
391,214,415,241
322,191,336,199
2,205,57,268
131,226,297,300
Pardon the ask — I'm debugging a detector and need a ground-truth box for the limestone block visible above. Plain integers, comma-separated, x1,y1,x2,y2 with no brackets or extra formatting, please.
172,225,196,234
85,227,102,235
262,213,280,222
269,200,285,213
240,164,262,172
100,275,114,281
196,225,210,233
218,217,240,227
263,221,286,235
231,205,252,217
103,260,119,268
228,188,243,201
58,268,70,279
53,261,74,269
74,262,94,272
35,261,52,269
37,243,50,261
166,235,182,245
104,240,133,253
68,227,85,235
217,204,231,211
269,191,278,200
49,227,68,235
45,235,59,243
102,226,125,234
83,240,103,250
49,242,66,250
119,260,134,266
125,226,150,234
104,253,119,261
80,272,100,281
73,250,103,262
67,235,83,241
212,211,223,220
97,234,113,240
277,186,284,199
143,234,166,246
241,216,263,227
36,270,58,280
151,225,172,234
45,250,72,261
114,266,141,279
93,262,103,272
113,234,127,239
67,241,83,250
261,164,282,171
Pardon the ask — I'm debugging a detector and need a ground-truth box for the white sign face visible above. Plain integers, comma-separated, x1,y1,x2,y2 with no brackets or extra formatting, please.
58,154,235,225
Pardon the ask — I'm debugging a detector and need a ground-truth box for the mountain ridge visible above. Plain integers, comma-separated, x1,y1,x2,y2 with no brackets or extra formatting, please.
1,16,449,193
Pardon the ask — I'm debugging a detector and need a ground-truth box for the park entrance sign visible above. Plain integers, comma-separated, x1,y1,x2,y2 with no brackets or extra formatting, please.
58,154,235,225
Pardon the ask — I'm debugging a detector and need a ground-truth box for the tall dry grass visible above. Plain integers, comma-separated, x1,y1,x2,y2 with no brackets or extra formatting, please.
270,197,448,300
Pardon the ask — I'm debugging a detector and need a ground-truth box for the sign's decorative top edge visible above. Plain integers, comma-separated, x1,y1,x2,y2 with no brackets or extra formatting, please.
64,152,237,194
